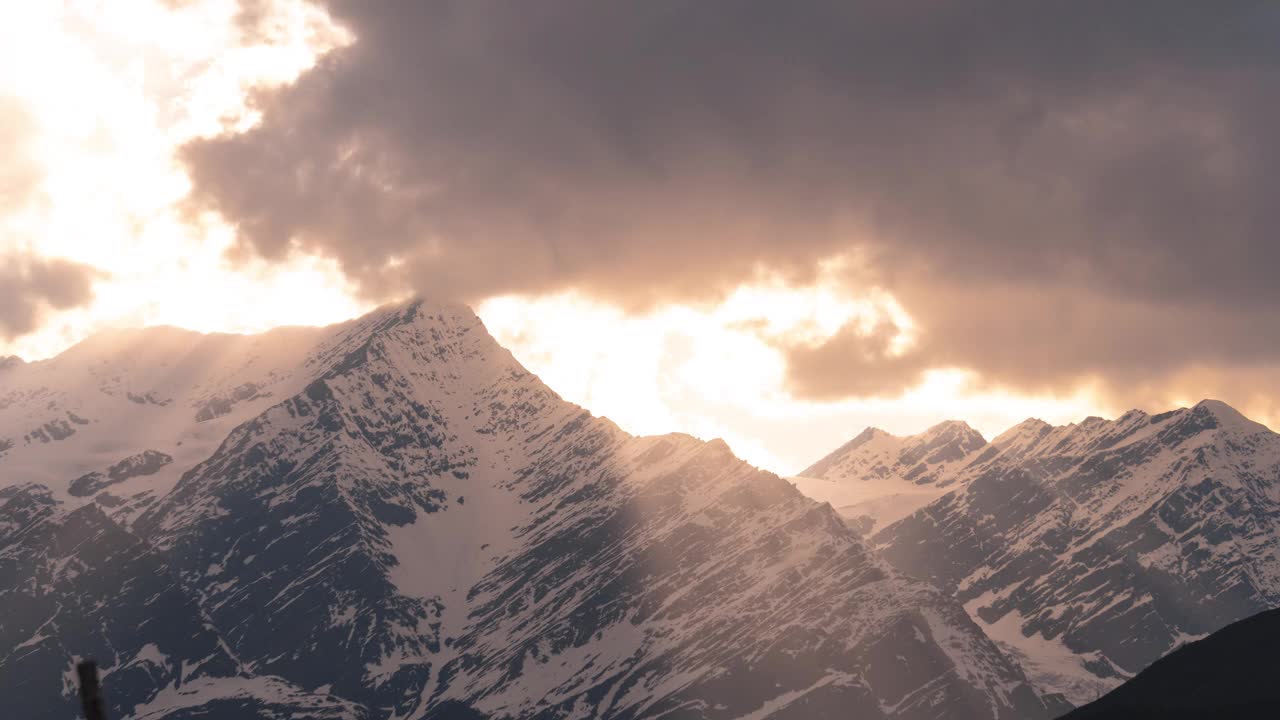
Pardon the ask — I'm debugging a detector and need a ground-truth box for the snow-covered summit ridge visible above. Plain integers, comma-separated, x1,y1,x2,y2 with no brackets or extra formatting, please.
790,419,987,535
0,297,507,506
807,399,1273,490
853,399,1280,705
799,417,987,493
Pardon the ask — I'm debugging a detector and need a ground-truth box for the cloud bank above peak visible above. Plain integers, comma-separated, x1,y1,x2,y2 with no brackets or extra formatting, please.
182,0,1280,410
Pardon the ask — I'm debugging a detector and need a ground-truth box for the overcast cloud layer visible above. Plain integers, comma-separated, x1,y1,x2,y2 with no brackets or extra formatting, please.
184,1,1280,412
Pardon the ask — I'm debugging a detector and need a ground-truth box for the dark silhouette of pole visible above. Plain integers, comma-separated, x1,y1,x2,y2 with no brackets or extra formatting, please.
76,660,107,720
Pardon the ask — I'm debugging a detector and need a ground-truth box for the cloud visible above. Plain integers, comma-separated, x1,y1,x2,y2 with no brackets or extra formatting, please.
0,100,98,342
785,319,931,399
0,255,100,340
785,282,1280,410
183,1,1280,406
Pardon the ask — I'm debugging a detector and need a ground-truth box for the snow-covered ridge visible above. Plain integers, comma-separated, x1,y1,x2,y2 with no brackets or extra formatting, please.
792,419,987,533
0,299,1059,719
796,399,1280,706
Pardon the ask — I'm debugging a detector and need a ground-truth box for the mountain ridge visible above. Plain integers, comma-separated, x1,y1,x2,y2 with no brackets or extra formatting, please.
0,299,1059,719
796,398,1280,705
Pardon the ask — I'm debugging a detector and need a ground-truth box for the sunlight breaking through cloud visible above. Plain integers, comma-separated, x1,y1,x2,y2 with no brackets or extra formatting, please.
478,274,1103,475
0,0,363,360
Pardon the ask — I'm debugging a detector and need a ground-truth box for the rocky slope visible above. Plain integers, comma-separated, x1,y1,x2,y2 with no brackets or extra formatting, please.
800,403,1280,706
0,483,364,719
0,300,1058,719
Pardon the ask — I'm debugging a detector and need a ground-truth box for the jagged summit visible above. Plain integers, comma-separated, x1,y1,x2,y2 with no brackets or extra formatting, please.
859,425,893,438
865,398,1280,705
943,400,1269,462
923,418,983,437
989,417,1054,451
849,425,894,443
792,417,989,535
789,398,1280,704
800,418,987,485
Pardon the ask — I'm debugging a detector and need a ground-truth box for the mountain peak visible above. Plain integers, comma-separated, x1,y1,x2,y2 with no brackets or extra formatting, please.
797,426,896,478
359,296,480,334
919,419,986,444
857,426,895,440
924,418,974,432
1189,398,1268,433
1193,398,1245,420
992,417,1054,446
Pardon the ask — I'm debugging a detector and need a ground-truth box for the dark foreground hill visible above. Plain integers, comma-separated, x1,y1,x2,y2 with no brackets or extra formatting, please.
1062,606,1280,719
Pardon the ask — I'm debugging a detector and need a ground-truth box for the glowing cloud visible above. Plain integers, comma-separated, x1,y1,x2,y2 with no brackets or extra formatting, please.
0,0,363,360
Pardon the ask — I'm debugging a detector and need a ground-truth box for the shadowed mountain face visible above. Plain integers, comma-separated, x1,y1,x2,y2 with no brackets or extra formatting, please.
0,484,365,719
1063,607,1280,719
802,403,1280,705
0,300,1057,719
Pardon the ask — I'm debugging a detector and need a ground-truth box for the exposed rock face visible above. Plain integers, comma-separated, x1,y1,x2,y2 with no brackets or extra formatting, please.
0,301,1056,719
803,402,1280,705
0,484,357,719
69,450,173,497
27,418,77,444
194,382,262,421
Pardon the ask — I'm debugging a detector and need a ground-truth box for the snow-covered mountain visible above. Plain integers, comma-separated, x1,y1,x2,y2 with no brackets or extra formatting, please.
800,403,1280,706
0,300,1060,719
790,421,987,533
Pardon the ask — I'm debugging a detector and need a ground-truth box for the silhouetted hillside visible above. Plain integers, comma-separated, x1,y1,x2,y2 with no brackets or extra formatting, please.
1063,607,1280,719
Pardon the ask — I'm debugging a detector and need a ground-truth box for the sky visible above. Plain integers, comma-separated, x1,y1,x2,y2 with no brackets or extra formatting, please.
2,1,1278,474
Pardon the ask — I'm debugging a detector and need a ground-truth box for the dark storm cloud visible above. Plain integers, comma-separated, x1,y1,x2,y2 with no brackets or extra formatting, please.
0,255,100,340
185,0,1280,405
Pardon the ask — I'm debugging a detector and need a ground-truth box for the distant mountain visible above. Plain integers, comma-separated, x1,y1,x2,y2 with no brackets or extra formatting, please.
791,421,987,533
1062,606,1280,719
801,421,988,486
799,402,1280,706
0,300,1058,719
